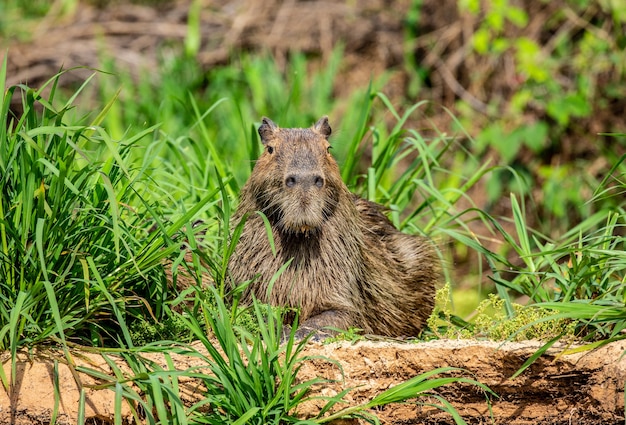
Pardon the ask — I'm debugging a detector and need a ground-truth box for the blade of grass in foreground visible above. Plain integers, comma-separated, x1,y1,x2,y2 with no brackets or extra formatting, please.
510,334,563,379
87,256,134,348
316,367,495,424
77,388,86,425
4,291,27,386
51,360,61,425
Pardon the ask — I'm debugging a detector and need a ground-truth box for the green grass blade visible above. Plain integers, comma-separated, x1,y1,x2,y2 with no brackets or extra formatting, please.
51,359,60,424
89,87,121,128
185,0,201,56
5,291,27,384
148,374,169,423
114,382,124,425
511,193,533,269
427,394,469,425
510,334,562,379
232,408,262,425
341,82,374,183
77,388,86,425
86,256,134,348
256,210,276,257
97,171,122,262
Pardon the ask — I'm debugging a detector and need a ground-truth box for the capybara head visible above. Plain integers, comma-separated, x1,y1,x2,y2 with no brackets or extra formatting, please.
245,116,344,235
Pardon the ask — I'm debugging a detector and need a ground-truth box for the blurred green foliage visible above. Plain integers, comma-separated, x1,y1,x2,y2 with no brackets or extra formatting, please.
406,0,626,237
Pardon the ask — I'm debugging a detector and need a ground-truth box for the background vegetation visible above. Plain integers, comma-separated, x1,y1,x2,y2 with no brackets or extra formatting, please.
1,0,625,423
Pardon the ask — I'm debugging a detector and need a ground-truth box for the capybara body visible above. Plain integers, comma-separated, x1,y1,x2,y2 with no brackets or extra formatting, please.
228,116,438,337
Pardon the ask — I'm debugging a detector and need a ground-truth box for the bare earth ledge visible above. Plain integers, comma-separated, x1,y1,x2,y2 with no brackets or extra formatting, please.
1,339,625,424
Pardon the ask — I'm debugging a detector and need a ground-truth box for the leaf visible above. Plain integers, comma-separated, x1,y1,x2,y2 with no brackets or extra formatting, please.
506,7,529,27
511,334,562,379
520,121,548,153
472,28,491,54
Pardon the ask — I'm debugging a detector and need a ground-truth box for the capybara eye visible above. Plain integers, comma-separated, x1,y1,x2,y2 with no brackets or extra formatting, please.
267,146,274,154
285,176,297,187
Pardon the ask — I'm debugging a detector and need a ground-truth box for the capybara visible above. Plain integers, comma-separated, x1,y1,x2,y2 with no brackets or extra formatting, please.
228,116,438,337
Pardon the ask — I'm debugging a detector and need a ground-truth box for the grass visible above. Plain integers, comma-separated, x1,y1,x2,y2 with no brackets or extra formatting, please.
0,65,206,351
0,56,497,422
1,2,626,421
75,289,494,425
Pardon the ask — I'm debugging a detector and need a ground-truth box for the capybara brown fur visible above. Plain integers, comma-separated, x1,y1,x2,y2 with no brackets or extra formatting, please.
228,116,438,337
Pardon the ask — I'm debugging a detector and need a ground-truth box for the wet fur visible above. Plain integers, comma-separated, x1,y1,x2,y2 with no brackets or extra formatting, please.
228,117,438,337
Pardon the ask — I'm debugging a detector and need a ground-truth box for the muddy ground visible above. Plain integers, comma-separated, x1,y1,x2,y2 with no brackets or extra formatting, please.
2,339,625,424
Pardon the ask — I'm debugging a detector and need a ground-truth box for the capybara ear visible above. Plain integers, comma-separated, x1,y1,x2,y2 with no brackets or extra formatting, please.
258,117,278,144
313,116,331,139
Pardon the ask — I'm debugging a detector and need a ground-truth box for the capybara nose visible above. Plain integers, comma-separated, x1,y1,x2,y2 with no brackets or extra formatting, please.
285,173,325,189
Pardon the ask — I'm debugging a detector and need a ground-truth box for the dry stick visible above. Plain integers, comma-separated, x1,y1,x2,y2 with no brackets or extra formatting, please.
417,21,488,114
434,56,488,114
268,0,298,45
420,22,463,63
223,1,263,47
562,6,614,47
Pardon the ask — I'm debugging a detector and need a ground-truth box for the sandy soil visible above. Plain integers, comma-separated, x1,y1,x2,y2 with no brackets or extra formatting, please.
1,339,625,424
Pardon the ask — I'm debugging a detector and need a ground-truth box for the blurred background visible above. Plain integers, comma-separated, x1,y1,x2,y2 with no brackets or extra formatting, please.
2,0,625,315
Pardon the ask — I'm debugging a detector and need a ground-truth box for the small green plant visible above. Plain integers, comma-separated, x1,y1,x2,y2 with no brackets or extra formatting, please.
427,284,474,339
428,283,578,342
322,327,365,345
129,313,191,346
182,288,325,424
472,295,576,341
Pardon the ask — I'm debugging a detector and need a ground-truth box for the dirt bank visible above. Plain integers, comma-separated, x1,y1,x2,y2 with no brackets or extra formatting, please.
1,339,624,424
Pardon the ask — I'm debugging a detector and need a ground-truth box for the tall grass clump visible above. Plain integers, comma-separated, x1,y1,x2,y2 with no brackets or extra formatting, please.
0,63,198,351
433,153,626,347
508,154,626,343
186,288,494,424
